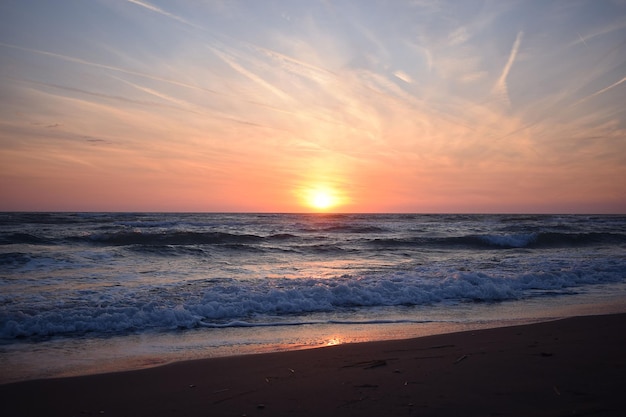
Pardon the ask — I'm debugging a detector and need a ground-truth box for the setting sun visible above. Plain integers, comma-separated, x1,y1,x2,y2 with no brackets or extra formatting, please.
297,185,346,212
311,191,334,210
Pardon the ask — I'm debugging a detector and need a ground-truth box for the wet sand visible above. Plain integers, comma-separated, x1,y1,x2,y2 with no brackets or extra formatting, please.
2,313,625,416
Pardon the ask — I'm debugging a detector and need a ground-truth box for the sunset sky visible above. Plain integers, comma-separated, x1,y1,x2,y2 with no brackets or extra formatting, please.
1,0,625,213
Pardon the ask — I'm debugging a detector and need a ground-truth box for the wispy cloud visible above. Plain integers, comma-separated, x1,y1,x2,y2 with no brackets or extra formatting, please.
0,42,218,95
393,70,414,84
250,43,336,87
14,77,194,113
448,27,469,46
573,76,626,107
1,0,624,212
208,45,293,103
126,0,201,29
110,76,200,113
569,19,626,47
492,31,523,107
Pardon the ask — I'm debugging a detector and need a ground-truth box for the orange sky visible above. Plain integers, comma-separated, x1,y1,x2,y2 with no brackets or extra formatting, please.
1,1,625,213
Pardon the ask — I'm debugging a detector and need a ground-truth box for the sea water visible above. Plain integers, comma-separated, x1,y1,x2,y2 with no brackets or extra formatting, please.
1,213,625,382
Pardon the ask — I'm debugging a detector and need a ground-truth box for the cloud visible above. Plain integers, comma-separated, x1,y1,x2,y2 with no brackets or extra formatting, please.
250,44,336,87
448,27,469,46
492,31,523,107
573,76,626,107
109,76,200,112
0,42,218,95
126,0,201,29
22,78,194,112
1,0,624,212
569,19,626,47
207,45,293,103
393,70,413,84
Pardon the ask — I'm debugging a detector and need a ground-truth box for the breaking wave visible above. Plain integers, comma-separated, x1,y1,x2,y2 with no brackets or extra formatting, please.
2,262,623,340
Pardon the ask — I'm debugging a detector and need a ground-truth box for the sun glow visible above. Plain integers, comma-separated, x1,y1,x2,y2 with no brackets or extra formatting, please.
325,336,344,346
311,190,334,210
299,185,345,212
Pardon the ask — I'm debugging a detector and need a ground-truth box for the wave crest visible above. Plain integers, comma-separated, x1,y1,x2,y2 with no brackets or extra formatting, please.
2,262,623,340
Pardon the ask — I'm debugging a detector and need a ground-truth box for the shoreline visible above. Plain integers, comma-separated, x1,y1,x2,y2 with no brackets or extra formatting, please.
3,291,625,385
2,312,626,416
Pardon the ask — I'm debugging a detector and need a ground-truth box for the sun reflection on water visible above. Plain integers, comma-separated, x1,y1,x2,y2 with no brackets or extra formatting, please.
325,336,343,346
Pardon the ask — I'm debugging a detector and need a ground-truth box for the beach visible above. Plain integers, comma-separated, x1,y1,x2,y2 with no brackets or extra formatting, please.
2,312,625,417
2,213,625,415
3,0,626,413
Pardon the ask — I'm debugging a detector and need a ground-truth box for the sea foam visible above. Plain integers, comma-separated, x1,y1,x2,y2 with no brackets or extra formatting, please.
2,261,623,339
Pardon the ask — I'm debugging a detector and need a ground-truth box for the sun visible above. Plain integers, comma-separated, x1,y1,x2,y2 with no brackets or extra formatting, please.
311,190,334,210
301,186,342,211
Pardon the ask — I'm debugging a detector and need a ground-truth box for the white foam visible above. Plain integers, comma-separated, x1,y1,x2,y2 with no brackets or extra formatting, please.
2,259,624,339
478,233,537,247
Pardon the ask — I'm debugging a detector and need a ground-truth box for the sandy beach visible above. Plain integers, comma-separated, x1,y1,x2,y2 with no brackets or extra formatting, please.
2,313,625,417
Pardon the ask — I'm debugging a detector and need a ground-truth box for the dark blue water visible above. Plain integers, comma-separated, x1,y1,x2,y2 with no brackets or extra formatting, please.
1,213,625,382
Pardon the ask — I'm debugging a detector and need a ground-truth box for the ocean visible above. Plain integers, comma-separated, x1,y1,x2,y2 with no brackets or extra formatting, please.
1,212,625,383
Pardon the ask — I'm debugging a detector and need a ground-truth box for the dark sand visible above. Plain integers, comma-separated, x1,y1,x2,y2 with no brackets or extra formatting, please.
2,313,625,417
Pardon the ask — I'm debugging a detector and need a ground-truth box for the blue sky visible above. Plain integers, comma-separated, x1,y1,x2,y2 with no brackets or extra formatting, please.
1,0,625,212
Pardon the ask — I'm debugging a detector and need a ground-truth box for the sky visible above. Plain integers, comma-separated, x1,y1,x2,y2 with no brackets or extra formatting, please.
1,0,625,213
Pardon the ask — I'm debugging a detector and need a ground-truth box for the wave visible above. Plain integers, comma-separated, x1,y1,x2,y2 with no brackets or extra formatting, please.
479,232,626,248
198,318,430,328
126,244,209,256
3,230,624,253
299,224,388,234
530,232,626,248
2,261,624,340
87,231,266,246
370,232,626,249
0,233,52,245
0,252,31,266
0,229,302,247
300,244,356,254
